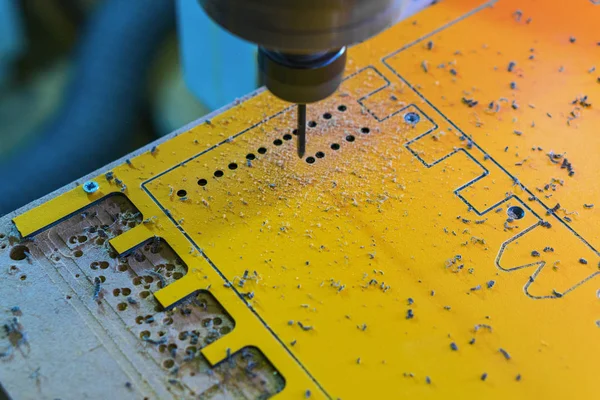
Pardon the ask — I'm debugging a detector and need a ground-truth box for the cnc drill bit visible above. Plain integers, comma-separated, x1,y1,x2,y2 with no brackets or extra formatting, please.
297,104,306,158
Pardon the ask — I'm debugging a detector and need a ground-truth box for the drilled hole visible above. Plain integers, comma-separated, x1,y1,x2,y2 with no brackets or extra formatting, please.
258,147,267,154
361,127,370,134
292,129,298,135
220,326,231,334
10,245,29,261
316,151,325,159
228,163,238,170
338,105,347,112
214,170,224,178
177,189,187,198
323,112,332,119
306,156,316,164
308,121,317,128
283,134,292,141
246,153,256,160
73,250,83,258
163,359,175,369
507,206,526,220
117,302,127,311
122,288,131,296
346,135,355,142
273,139,283,146
198,179,207,186
331,143,340,150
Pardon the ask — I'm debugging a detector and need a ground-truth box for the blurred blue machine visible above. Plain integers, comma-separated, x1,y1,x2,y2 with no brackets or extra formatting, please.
0,0,24,86
177,0,258,111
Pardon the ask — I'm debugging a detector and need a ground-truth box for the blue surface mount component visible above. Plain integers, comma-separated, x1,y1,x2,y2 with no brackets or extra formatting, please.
177,0,258,111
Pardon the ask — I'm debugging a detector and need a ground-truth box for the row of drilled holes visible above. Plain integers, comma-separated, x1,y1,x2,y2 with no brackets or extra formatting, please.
177,104,369,197
304,126,370,164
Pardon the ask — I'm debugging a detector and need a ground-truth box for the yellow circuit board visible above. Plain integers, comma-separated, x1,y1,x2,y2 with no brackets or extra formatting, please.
3,0,600,398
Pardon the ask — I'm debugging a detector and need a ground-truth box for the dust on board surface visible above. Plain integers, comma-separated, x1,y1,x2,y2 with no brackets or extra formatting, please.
2,0,600,399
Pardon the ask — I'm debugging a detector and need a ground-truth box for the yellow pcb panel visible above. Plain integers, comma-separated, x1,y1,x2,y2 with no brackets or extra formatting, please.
7,0,600,399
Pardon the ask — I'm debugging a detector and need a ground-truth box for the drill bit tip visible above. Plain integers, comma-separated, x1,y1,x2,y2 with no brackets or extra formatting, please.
297,104,306,158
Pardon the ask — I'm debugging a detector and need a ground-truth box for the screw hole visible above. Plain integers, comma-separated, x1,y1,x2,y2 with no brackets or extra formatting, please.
176,189,187,198
308,121,317,128
507,206,525,220
273,139,283,146
346,135,355,142
331,143,340,150
361,127,370,134
306,156,316,164
228,163,238,170
338,105,347,112
404,112,420,124
214,170,224,178
315,151,325,159
323,112,332,119
83,180,100,194
283,134,292,141
198,179,207,186
258,147,267,154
